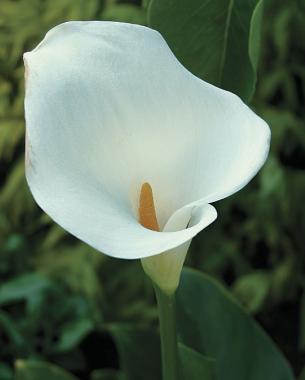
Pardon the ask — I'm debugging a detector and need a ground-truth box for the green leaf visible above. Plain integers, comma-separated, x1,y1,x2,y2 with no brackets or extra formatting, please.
109,325,161,380
232,270,271,314
108,325,216,380
148,0,264,101
14,360,79,380
179,344,216,380
103,4,146,25
55,318,94,352
142,0,151,9
0,311,25,353
36,244,104,302
177,268,295,380
249,0,264,71
0,273,52,306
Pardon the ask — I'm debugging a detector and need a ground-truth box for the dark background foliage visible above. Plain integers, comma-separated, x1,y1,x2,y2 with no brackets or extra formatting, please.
0,0,304,379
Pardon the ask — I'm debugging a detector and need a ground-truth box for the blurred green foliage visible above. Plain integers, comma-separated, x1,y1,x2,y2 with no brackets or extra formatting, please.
0,0,305,379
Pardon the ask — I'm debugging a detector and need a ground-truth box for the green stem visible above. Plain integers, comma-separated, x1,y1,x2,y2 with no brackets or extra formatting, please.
154,284,179,380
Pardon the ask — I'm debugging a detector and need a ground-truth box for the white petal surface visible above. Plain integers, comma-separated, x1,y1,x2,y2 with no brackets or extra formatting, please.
24,21,269,259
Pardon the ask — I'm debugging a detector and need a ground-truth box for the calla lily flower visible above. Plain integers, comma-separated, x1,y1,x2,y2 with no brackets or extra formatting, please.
24,21,270,293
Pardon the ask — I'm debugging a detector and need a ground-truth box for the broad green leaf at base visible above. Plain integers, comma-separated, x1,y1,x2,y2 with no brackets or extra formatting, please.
179,343,216,380
177,268,295,380
108,325,216,380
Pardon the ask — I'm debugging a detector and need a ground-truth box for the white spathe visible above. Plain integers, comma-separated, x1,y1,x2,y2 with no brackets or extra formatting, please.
24,21,270,262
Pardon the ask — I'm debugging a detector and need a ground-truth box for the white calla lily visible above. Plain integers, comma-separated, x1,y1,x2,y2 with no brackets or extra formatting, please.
24,21,270,293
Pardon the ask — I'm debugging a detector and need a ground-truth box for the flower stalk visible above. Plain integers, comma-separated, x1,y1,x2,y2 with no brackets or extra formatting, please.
154,283,180,380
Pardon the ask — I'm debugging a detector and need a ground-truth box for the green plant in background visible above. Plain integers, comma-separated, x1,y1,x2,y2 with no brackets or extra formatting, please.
0,0,305,379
